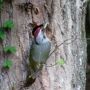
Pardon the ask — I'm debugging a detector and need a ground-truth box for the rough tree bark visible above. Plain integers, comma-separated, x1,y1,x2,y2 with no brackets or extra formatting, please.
0,0,87,90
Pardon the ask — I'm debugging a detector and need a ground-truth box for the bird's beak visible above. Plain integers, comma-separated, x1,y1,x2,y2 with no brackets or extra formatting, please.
43,22,48,29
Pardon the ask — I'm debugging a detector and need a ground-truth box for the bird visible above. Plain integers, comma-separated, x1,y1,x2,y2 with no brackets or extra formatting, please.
24,23,51,87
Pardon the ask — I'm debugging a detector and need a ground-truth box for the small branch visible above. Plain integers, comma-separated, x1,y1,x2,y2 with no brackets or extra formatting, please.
44,36,77,68
43,63,56,67
49,36,77,57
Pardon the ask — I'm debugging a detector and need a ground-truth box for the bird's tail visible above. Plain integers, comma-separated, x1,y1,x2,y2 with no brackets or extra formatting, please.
24,63,43,87
24,74,36,87
24,76,36,87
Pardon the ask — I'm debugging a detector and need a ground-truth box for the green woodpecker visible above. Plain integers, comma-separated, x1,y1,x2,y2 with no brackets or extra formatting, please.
24,23,51,87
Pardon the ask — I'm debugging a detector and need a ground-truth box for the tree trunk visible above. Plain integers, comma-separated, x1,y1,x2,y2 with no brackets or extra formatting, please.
0,0,87,90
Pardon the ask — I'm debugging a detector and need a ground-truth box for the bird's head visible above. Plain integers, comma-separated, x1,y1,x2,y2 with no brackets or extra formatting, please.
32,23,48,44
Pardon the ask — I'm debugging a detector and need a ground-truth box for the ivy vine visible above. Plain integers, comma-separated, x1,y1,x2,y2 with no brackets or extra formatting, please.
0,0,16,70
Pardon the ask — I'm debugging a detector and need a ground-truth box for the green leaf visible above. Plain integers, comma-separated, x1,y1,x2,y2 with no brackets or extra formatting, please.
3,20,14,29
56,59,65,65
0,28,6,40
3,59,13,69
3,46,16,54
0,4,3,10
0,0,4,10
0,0,4,3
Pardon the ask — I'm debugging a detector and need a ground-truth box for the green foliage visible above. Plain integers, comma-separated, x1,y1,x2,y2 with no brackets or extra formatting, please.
0,28,6,40
0,0,4,10
0,0,16,71
4,46,16,54
3,59,13,69
3,20,14,29
56,59,65,65
0,0,4,3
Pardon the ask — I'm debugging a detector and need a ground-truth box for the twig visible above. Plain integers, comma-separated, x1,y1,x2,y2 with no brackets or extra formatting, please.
45,63,57,67
49,36,77,57
44,36,77,67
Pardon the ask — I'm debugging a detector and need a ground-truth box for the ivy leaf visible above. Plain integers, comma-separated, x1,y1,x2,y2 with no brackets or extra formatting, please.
3,20,14,29
4,46,16,54
0,28,6,40
0,0,4,3
3,59,13,69
56,59,65,65
0,0,4,10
